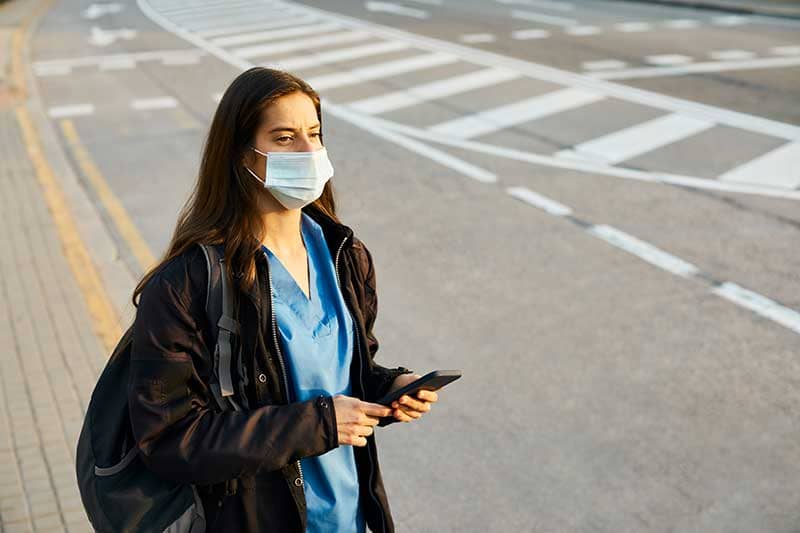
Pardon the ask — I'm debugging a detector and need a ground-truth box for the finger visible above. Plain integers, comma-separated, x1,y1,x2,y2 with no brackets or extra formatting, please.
416,390,438,403
355,425,374,437
361,401,393,418
360,414,381,426
393,408,414,423
397,395,429,413
397,406,422,419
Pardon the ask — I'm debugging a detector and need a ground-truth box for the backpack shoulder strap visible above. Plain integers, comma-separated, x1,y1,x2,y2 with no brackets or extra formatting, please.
197,243,242,412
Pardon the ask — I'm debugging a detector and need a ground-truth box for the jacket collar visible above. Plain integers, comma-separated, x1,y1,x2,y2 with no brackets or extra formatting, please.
242,203,354,305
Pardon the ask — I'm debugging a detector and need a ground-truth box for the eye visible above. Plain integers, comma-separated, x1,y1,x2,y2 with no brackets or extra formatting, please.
311,132,322,140
276,135,293,143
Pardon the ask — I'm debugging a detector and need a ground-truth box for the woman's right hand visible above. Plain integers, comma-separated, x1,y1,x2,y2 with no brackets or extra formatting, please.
332,395,393,447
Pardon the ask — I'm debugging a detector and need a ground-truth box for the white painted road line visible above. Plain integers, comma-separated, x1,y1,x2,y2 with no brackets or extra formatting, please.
460,33,496,44
272,41,411,71
428,87,604,139
306,52,458,91
130,97,179,110
713,282,800,335
347,67,521,115
590,55,800,81
771,45,800,56
582,59,628,71
709,49,755,61
497,0,574,11
196,16,319,38
564,25,601,36
510,9,577,27
233,31,371,59
718,142,800,189
663,19,700,29
31,49,206,69
614,22,652,32
711,15,749,26
506,186,572,216
556,113,714,165
210,22,342,47
33,64,72,76
588,225,700,278
98,58,136,70
645,54,694,66
511,29,551,40
47,104,95,118
329,104,497,182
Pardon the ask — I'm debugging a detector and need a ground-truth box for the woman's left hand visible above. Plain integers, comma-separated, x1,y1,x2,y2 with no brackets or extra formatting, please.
387,374,438,423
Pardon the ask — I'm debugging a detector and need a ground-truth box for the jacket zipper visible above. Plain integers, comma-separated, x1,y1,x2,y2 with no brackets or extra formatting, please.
334,236,387,533
264,252,305,487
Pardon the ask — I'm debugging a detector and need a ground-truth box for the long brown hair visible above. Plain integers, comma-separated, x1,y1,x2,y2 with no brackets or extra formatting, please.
132,67,340,307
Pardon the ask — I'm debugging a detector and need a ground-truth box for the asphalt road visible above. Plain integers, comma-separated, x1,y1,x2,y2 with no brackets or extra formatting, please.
31,0,800,531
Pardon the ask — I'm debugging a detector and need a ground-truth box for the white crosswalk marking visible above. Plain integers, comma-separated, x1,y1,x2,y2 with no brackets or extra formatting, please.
771,45,800,56
712,15,749,26
233,31,371,59
197,16,319,38
272,41,411,70
718,142,800,189
663,19,700,29
556,113,714,164
306,52,459,91
428,87,603,139
347,67,521,114
460,33,496,43
210,22,342,47
615,22,652,32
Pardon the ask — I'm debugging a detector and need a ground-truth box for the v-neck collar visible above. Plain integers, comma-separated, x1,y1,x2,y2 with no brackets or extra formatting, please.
261,216,315,304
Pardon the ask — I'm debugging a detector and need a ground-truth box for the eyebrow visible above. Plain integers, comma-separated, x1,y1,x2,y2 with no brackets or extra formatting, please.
268,124,321,134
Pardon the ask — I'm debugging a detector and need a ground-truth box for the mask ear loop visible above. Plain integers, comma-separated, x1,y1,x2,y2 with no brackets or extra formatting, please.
242,146,267,186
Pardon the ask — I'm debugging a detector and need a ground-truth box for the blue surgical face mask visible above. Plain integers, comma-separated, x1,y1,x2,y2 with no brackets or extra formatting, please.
244,146,334,209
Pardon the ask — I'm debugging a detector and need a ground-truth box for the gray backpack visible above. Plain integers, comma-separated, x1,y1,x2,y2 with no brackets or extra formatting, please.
76,243,248,532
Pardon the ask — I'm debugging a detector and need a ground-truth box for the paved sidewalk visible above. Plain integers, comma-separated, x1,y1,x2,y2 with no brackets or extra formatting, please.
0,0,116,531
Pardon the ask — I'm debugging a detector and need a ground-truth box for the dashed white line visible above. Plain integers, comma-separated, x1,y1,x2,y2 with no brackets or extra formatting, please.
663,19,700,29
130,97,179,110
460,33,496,44
34,64,72,76
588,225,701,278
98,58,136,70
713,283,800,335
564,25,601,36
591,55,800,81
582,59,627,71
497,0,574,11
614,22,652,32
511,29,551,40
709,49,756,61
506,186,572,215
645,54,694,66
771,45,800,56
47,104,96,118
510,9,577,27
711,15,749,26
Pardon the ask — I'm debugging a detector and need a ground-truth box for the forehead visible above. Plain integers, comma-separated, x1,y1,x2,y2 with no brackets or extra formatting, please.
261,91,319,128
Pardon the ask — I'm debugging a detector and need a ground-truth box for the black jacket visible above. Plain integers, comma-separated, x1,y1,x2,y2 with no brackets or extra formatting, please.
128,204,413,532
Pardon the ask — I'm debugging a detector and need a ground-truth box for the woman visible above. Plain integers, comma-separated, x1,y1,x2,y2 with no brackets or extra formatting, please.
127,67,438,532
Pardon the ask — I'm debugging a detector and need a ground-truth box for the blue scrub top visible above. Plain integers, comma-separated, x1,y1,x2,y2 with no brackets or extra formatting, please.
262,212,366,533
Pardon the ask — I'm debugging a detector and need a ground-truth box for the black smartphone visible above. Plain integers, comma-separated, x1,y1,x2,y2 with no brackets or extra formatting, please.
376,370,462,407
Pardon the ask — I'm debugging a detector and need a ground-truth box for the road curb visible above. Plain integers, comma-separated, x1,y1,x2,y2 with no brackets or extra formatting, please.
16,0,138,334
614,0,800,20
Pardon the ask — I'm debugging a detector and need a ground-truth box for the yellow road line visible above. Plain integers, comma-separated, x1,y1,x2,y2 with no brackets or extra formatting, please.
60,120,157,273
15,108,123,352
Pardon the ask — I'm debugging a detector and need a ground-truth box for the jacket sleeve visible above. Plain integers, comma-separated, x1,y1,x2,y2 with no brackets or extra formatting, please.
128,273,339,486
355,242,414,426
